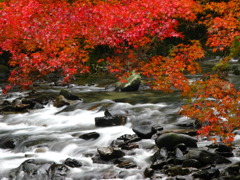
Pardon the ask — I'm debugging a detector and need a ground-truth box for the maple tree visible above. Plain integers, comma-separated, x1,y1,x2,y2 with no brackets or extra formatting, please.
0,0,239,143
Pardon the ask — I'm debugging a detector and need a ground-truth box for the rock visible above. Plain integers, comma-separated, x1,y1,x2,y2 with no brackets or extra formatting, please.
97,147,125,160
150,160,168,170
151,147,168,162
120,143,139,150
48,164,69,180
185,150,232,165
116,160,137,169
95,115,127,127
10,159,55,179
193,168,220,179
79,132,100,140
21,99,44,109
222,162,240,176
0,136,15,149
64,158,82,168
132,125,156,139
165,167,191,176
155,133,198,150
115,71,141,92
53,95,70,107
118,171,130,179
174,143,187,152
111,134,141,148
152,124,164,132
215,143,233,157
144,168,154,178
182,159,201,168
59,89,80,100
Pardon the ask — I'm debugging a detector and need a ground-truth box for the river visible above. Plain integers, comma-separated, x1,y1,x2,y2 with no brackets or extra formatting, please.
0,59,239,180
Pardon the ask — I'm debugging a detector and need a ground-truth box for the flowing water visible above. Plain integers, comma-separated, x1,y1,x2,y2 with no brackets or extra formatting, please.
0,59,239,179
0,84,187,179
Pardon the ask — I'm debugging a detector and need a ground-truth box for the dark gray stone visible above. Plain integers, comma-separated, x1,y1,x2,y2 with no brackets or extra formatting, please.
185,150,232,165
155,133,198,150
95,115,127,127
193,168,220,179
79,132,100,140
9,159,55,179
97,147,125,160
64,158,82,168
59,89,80,100
48,164,69,180
132,125,156,139
182,159,201,168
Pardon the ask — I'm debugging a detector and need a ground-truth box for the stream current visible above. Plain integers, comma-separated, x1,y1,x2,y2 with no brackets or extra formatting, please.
0,59,239,180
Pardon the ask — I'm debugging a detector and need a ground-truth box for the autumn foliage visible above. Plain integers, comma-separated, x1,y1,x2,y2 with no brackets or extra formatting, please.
0,0,239,143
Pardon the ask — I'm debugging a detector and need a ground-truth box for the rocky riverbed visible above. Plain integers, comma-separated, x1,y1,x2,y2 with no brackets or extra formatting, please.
0,79,240,180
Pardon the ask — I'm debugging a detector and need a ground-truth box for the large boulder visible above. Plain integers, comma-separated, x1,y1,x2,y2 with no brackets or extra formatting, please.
185,149,232,165
9,159,69,180
115,71,141,92
155,133,198,150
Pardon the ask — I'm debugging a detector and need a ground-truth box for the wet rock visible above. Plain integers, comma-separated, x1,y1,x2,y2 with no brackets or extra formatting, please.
120,143,139,150
59,89,80,100
182,159,201,168
48,164,69,180
165,167,191,176
97,147,125,160
193,168,220,179
151,147,168,162
215,143,233,157
0,136,15,149
115,71,141,92
55,102,83,114
10,159,55,179
150,160,168,170
144,168,154,178
222,162,240,176
79,132,100,140
152,124,164,132
64,158,82,168
132,125,156,139
95,115,127,127
185,149,232,165
116,160,137,169
174,143,187,152
53,95,70,107
118,171,130,179
155,133,198,150
111,134,140,148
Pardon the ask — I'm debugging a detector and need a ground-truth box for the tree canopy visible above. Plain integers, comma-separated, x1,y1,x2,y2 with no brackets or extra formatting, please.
0,0,239,143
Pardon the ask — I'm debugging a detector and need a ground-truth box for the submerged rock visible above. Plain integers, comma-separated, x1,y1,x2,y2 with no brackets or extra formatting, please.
155,133,198,150
0,136,15,149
